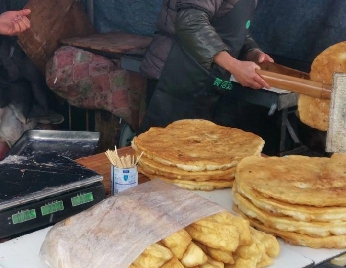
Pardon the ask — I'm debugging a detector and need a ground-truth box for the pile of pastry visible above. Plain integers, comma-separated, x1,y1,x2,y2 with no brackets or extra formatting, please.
233,153,346,248
132,119,264,191
131,211,280,268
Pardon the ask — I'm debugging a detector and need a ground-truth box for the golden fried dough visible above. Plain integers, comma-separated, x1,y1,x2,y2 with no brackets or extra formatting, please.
132,119,264,172
235,206,346,249
211,211,253,246
140,173,234,191
234,180,346,222
186,218,240,252
195,241,235,264
161,229,192,260
138,155,236,181
298,95,330,131
250,227,280,258
298,41,346,131
233,191,346,237
181,242,208,267
235,155,346,206
133,243,173,268
224,257,256,268
161,256,185,268
200,256,225,268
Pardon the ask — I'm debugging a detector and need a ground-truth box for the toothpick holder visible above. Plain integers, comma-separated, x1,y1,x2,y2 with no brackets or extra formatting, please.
111,165,138,195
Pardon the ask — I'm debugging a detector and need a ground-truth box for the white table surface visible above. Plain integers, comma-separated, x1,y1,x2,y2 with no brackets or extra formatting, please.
0,188,344,268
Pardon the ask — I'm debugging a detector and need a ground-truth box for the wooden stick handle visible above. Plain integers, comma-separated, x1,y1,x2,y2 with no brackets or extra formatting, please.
257,69,332,99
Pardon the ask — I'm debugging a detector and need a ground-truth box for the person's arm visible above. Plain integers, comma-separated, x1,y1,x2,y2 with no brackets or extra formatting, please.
175,8,270,90
214,51,270,89
175,8,228,69
0,9,31,36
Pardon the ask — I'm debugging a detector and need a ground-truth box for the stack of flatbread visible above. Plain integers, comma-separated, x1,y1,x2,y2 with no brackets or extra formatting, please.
232,153,346,248
298,41,346,131
132,119,265,191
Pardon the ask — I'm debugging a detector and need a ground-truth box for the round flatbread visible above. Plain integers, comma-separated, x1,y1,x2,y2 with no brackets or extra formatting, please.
232,190,346,237
235,155,346,207
298,41,346,131
233,180,346,222
132,119,264,172
234,206,346,249
139,167,234,191
138,155,235,181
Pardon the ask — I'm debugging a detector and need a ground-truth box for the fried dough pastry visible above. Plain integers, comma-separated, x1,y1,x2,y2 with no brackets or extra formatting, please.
298,41,346,131
233,191,346,237
131,211,279,268
181,242,208,267
185,222,240,252
132,243,173,268
234,180,346,222
233,153,346,249
138,155,236,181
235,206,346,249
161,257,185,268
235,155,346,206
195,241,235,264
140,172,234,191
161,229,192,260
132,119,264,172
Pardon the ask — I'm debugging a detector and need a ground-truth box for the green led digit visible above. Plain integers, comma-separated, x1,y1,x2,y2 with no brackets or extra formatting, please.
12,209,37,224
41,201,64,216
71,192,94,207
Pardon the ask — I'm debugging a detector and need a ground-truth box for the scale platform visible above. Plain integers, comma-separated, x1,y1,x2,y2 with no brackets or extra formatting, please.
0,153,106,239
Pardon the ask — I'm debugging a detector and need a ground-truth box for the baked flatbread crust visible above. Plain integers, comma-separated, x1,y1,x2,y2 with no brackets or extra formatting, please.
139,169,234,191
233,180,346,222
132,119,264,172
138,155,235,181
234,155,346,206
232,190,346,237
298,41,346,131
233,206,346,249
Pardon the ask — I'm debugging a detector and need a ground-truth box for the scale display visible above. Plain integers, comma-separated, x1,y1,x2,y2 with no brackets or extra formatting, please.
0,153,102,212
41,201,64,216
0,153,106,239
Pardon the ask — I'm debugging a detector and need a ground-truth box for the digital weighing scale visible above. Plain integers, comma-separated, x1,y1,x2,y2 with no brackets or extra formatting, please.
0,153,106,239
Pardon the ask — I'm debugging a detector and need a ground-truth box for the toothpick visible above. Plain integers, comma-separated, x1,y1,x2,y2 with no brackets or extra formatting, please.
134,152,144,166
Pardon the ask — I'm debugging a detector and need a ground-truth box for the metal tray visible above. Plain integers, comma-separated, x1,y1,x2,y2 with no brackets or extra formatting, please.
6,130,100,160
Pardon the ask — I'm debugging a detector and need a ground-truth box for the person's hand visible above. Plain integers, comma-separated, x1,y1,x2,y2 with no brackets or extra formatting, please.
0,9,31,36
213,51,271,90
231,60,271,89
245,48,274,64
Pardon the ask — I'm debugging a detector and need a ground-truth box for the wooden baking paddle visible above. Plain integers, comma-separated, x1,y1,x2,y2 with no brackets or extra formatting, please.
256,62,332,99
257,62,346,153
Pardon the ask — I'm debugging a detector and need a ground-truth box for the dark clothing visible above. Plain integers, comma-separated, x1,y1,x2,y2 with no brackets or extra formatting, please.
139,0,257,133
140,0,259,80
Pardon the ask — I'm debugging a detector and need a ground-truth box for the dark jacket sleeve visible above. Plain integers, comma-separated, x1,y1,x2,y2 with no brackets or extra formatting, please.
238,34,260,60
175,8,229,69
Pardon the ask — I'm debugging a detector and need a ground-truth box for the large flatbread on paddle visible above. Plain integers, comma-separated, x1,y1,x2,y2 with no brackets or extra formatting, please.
132,119,264,172
298,41,346,131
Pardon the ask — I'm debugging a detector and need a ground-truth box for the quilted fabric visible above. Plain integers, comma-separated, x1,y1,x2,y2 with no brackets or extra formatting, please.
46,46,146,130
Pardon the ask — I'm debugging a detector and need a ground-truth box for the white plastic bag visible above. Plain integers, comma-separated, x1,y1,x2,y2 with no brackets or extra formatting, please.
39,179,225,268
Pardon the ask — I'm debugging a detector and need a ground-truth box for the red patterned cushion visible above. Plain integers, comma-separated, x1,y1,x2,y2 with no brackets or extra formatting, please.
46,46,146,130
